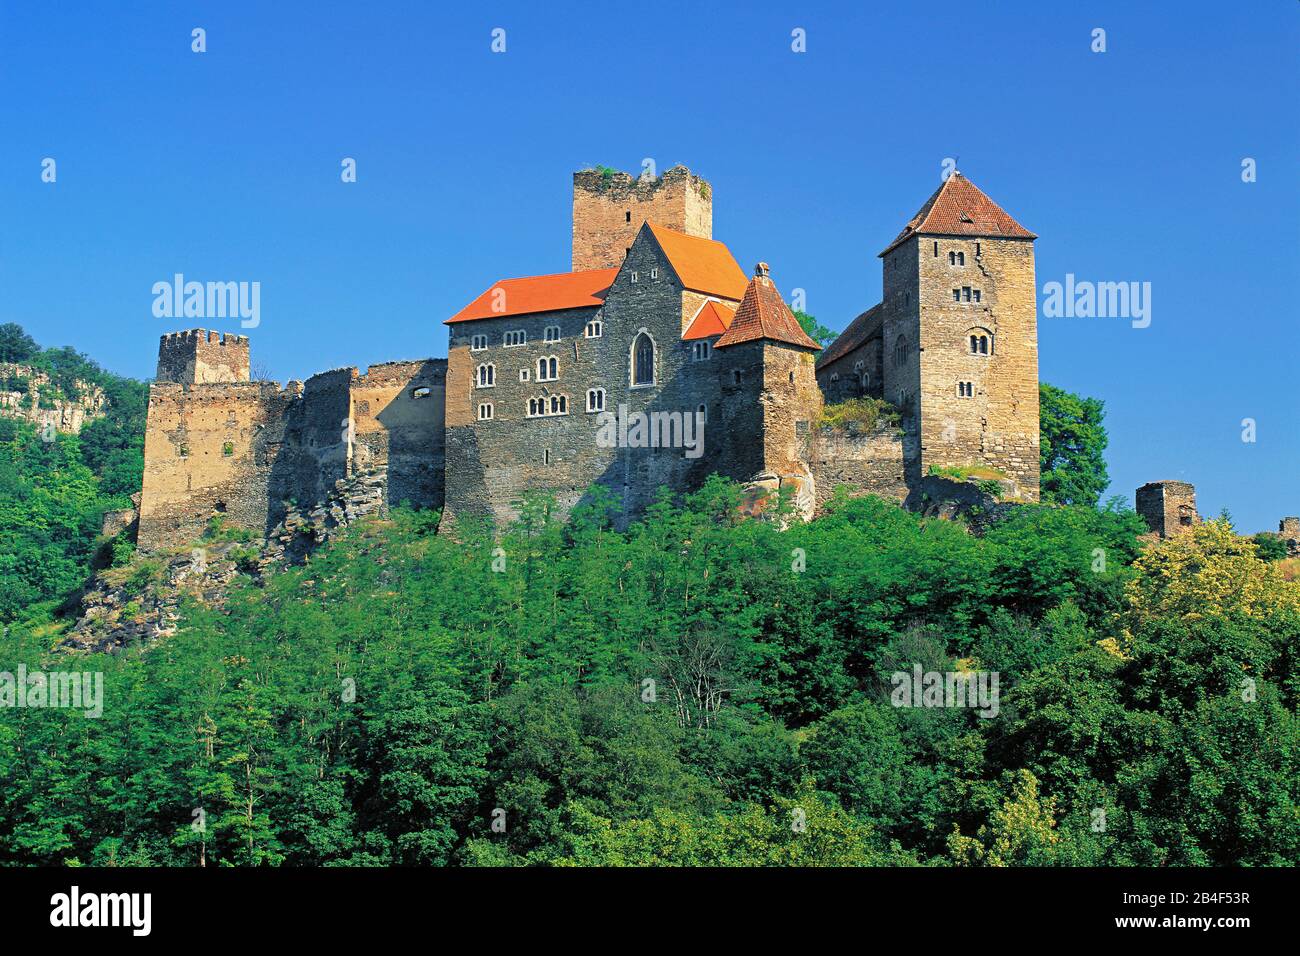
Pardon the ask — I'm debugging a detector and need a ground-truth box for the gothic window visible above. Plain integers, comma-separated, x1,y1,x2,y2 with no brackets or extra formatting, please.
476,363,495,388
527,398,541,417
478,402,494,420
632,333,654,386
968,329,992,355
470,334,487,351
544,325,561,343
585,318,603,338
893,335,909,367
691,340,711,362
587,388,605,412
503,330,526,347
958,381,974,398
537,356,558,381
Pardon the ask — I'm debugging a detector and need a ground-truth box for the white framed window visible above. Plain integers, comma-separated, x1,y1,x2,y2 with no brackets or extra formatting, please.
470,334,488,351
527,397,542,417
949,251,965,266
549,395,567,415
585,318,603,338
475,363,495,388
537,356,558,381
631,271,639,283
478,402,494,420
650,267,658,279
527,394,569,417
691,340,711,362
503,330,526,348
958,381,974,398
587,388,605,413
544,325,561,343
519,368,531,382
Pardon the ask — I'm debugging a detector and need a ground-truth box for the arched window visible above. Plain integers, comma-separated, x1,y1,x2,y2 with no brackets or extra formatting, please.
587,388,605,412
476,363,495,387
537,356,558,381
632,332,654,386
893,335,909,367
967,329,992,355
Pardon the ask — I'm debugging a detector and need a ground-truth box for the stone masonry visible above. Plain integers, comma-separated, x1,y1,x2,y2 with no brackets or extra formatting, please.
138,165,1047,551
1135,480,1199,538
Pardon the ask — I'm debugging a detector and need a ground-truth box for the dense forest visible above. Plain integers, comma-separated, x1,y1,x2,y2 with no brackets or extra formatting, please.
0,324,1296,867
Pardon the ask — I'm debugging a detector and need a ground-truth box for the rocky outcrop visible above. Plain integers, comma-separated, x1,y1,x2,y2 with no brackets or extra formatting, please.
65,469,394,652
0,364,106,434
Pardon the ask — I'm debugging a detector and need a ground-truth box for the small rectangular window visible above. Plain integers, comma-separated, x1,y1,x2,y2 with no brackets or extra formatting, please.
631,272,639,284
519,368,530,382
953,289,961,302
972,289,981,303
933,241,938,257
962,287,972,302
650,267,658,280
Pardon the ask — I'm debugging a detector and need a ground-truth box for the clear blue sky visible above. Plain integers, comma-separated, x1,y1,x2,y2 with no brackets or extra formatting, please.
1,1,1296,531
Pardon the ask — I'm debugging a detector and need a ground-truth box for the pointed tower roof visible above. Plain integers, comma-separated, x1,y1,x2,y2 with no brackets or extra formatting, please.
714,263,822,351
879,172,1036,257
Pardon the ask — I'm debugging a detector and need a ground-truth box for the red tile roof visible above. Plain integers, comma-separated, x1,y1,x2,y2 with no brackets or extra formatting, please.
714,264,822,351
879,172,1036,257
682,299,736,340
446,267,617,324
646,223,748,301
816,303,883,369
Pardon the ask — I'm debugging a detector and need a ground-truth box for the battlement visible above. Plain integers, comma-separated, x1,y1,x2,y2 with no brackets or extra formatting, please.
156,329,251,384
572,164,713,270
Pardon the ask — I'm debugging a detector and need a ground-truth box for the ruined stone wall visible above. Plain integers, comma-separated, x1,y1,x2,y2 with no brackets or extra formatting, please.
807,422,912,513
156,330,250,384
140,331,446,551
138,380,295,551
914,235,1039,499
351,360,446,511
1136,480,1198,538
572,166,712,271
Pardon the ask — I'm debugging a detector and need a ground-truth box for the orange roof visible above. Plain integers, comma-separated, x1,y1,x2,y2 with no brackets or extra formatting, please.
879,172,1036,257
817,303,883,369
714,265,821,351
682,300,736,340
446,267,616,323
646,223,748,301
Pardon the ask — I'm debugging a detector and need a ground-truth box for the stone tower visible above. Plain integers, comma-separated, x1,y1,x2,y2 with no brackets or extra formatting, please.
879,172,1040,498
572,165,713,271
715,263,824,518
156,329,250,384
1136,480,1199,537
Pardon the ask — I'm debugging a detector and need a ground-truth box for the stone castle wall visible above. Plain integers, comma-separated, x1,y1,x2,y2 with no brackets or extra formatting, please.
807,423,913,513
572,166,712,271
138,331,445,552
157,330,250,384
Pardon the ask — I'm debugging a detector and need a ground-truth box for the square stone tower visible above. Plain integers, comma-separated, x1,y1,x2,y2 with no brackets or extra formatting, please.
156,329,250,384
1136,480,1199,537
572,165,712,271
879,172,1040,498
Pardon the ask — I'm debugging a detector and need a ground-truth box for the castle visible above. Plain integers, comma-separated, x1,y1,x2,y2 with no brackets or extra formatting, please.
137,165,1044,552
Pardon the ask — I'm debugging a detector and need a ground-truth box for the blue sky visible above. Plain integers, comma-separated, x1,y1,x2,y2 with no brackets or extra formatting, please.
1,1,1296,531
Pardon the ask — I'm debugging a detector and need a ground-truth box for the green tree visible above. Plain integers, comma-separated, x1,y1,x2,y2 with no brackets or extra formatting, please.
1039,382,1110,506
792,310,837,347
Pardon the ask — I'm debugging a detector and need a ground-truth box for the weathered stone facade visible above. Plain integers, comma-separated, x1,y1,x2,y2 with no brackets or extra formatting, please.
572,165,712,271
1135,480,1199,538
817,173,1040,500
138,332,444,552
138,165,1047,550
